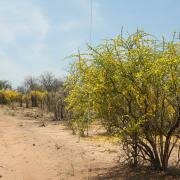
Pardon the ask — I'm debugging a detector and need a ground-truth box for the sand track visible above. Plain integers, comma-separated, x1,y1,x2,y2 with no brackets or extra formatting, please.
0,107,120,180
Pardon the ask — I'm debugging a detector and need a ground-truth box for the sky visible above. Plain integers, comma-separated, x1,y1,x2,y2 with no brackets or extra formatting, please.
0,0,179,87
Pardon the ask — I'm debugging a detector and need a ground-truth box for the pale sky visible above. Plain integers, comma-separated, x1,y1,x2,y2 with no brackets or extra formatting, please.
0,0,179,87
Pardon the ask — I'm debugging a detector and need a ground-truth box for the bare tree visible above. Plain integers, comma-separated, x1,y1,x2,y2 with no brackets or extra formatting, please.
40,72,63,112
24,76,41,107
40,72,63,92
24,76,40,92
0,80,11,90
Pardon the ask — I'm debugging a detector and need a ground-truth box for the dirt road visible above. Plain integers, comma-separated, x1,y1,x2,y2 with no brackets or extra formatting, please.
0,107,120,180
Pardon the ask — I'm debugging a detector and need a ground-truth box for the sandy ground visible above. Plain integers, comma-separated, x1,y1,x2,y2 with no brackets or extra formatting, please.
0,106,179,180
0,107,122,180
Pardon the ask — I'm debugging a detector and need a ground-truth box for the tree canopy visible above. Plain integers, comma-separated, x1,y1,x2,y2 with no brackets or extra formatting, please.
65,31,180,170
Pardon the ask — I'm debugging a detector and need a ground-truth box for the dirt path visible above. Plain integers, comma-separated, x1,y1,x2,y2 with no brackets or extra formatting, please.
0,107,121,180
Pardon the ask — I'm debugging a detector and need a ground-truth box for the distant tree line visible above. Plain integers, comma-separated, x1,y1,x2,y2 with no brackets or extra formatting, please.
0,72,69,121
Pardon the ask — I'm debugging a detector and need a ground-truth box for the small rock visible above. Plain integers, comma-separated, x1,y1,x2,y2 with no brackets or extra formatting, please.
39,123,46,127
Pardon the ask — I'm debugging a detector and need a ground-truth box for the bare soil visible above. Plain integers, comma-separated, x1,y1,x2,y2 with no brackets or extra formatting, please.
0,106,179,180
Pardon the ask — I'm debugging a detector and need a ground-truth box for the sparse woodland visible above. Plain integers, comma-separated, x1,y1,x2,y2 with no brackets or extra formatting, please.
0,31,179,173
0,72,69,121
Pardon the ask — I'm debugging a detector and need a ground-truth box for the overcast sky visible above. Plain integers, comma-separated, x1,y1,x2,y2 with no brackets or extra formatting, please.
0,0,180,87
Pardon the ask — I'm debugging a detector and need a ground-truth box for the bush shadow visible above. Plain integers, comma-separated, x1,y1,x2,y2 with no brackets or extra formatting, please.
91,164,180,180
